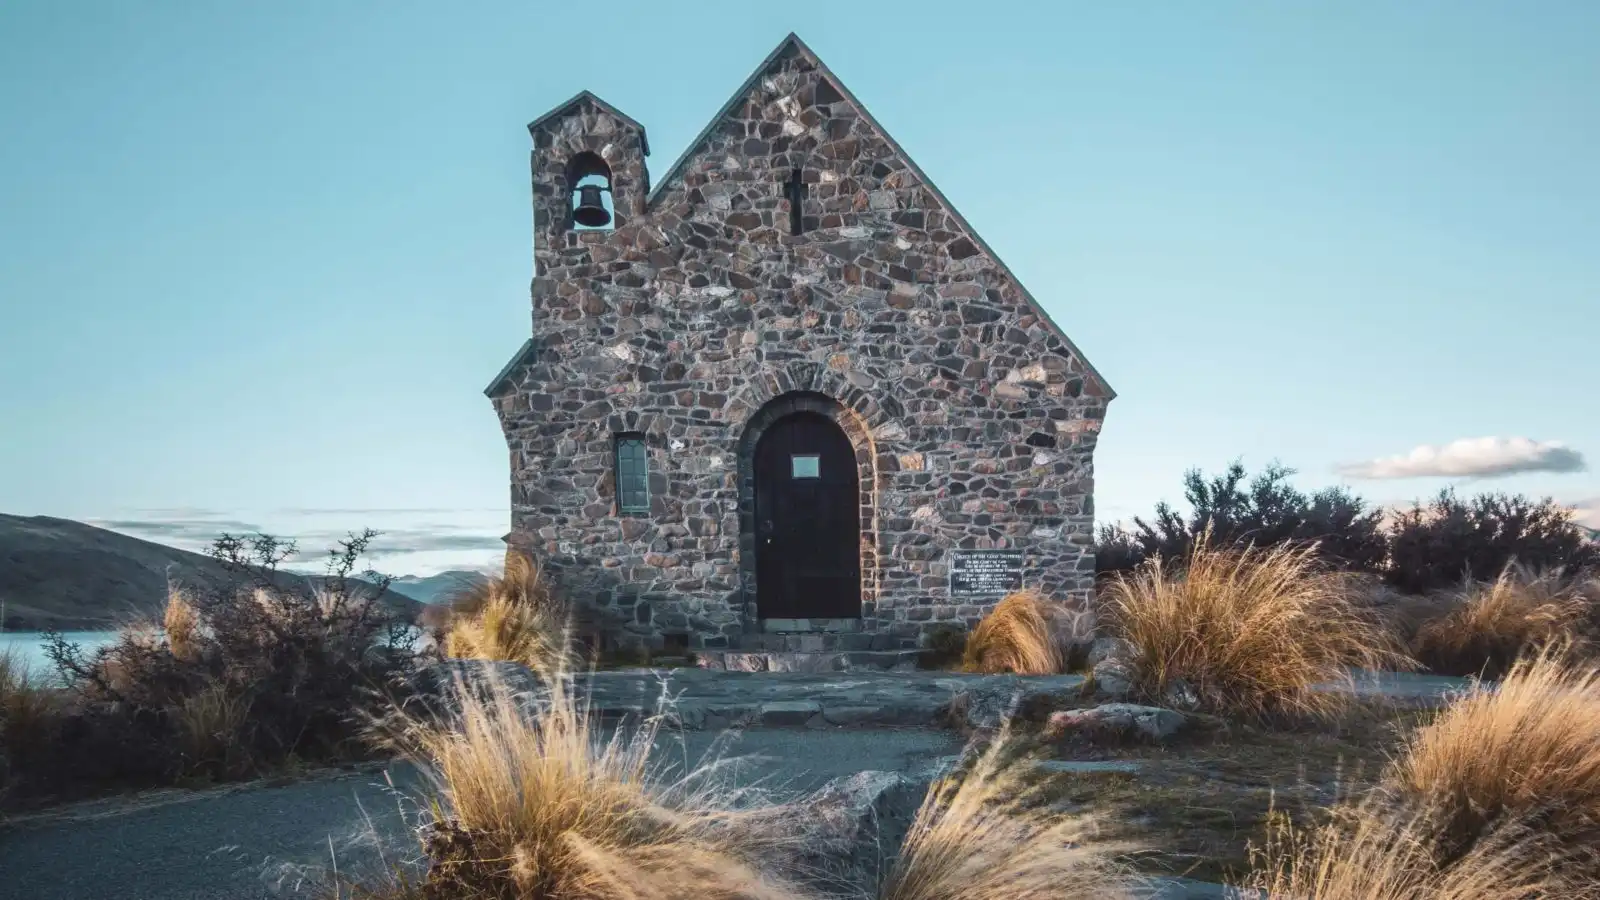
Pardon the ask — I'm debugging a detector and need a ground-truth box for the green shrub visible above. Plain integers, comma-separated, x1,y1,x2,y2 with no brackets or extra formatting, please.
1386,490,1598,595
1096,460,1387,578
1097,462,1600,600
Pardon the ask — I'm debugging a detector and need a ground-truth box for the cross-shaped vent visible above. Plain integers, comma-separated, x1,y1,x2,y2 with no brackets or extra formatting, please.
785,168,807,236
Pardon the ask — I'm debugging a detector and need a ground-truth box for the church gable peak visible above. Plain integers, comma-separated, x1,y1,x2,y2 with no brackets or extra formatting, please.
644,33,1114,400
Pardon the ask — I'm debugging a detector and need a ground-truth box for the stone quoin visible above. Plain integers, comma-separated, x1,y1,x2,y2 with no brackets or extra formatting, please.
485,33,1115,653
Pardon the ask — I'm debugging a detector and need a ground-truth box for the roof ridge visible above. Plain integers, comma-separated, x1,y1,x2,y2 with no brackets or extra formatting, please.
644,33,808,207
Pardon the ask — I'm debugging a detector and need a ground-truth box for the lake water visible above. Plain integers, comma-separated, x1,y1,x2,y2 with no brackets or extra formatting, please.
0,631,119,682
0,627,431,685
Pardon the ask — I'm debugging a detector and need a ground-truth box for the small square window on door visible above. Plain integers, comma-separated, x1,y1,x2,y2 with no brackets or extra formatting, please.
791,454,820,479
615,434,649,515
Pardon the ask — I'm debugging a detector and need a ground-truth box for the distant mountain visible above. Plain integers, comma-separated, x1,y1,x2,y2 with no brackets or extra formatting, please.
0,514,424,631
384,570,491,605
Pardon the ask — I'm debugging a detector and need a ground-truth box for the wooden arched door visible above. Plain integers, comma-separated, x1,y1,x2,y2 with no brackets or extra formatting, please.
753,412,861,619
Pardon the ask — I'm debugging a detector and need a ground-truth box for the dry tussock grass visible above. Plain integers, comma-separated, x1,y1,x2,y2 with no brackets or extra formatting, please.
351,647,1135,900
173,681,253,775
1243,797,1570,900
1388,644,1600,871
882,730,1133,900
443,554,566,670
1239,646,1600,898
1411,565,1591,678
366,655,815,900
962,590,1063,675
164,588,203,663
1101,534,1412,721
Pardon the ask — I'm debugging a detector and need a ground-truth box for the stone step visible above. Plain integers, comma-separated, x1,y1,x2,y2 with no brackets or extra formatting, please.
695,649,923,673
722,630,917,653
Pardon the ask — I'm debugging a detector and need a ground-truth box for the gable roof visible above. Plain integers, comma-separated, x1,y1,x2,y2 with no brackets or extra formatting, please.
492,34,1116,401
644,33,1114,400
526,89,650,156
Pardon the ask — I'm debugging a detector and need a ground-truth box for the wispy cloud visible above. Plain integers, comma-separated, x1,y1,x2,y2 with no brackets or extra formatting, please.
1337,437,1587,480
268,507,503,516
95,518,266,540
86,508,507,572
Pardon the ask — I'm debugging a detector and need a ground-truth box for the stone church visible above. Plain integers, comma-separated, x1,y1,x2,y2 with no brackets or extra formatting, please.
485,33,1114,653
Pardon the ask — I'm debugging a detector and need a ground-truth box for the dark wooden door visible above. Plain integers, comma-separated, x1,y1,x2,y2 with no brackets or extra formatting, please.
754,412,861,619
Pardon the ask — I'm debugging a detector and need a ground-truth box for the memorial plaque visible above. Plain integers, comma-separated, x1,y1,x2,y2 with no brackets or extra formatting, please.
949,550,1025,597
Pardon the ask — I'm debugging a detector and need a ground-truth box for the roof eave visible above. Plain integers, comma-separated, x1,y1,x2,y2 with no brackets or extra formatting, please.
484,338,535,398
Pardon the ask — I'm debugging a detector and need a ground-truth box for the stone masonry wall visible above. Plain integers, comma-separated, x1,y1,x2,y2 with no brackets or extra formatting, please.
491,41,1111,651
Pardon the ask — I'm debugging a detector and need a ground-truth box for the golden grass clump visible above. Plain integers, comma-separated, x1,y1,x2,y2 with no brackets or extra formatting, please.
163,588,204,663
1388,644,1600,868
1101,535,1411,721
881,731,1133,900
1241,795,1570,900
372,654,814,900
1411,565,1590,678
962,589,1064,675
1238,645,1600,898
443,554,565,669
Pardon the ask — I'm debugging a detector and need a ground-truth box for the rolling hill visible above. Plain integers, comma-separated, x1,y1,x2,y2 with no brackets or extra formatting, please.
386,570,491,605
0,514,424,631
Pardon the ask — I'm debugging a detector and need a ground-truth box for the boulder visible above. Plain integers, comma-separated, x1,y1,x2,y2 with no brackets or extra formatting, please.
1045,703,1190,744
1090,659,1137,700
1162,677,1200,711
940,677,1021,735
790,769,920,891
1086,637,1139,700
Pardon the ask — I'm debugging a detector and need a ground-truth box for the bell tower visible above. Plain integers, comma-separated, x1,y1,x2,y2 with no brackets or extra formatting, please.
526,91,650,307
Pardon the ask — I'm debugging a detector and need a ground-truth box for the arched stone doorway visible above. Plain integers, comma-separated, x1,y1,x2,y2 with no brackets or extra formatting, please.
737,391,873,626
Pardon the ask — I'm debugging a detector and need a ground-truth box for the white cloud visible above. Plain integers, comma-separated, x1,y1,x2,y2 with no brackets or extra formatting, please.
86,507,508,576
1572,498,1600,532
1337,437,1586,480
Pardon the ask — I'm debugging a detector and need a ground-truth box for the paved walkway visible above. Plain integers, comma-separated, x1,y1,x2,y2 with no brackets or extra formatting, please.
0,725,1236,900
3,665,1463,900
0,729,962,900
581,668,1090,729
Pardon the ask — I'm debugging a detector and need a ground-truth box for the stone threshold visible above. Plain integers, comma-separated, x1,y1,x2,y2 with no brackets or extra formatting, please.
695,649,922,673
759,617,860,633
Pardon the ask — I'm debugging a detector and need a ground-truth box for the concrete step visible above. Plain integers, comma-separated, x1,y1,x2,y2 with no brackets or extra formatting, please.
695,649,924,673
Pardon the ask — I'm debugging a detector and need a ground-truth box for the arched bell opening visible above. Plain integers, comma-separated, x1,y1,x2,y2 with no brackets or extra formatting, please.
566,151,614,231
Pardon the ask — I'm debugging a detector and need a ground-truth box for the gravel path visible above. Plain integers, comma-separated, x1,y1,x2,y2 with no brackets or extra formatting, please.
1,661,1461,900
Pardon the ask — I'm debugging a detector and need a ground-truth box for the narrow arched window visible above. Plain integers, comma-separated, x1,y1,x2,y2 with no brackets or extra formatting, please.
567,151,615,231
614,433,649,515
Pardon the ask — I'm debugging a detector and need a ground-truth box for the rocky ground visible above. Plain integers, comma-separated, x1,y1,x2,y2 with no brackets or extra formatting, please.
0,666,1471,900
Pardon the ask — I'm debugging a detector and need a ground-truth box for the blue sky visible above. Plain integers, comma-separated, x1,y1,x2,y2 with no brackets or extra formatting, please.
1,1,1595,574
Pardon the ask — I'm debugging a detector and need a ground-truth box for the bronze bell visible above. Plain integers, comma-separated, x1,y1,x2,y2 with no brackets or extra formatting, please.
573,183,611,228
